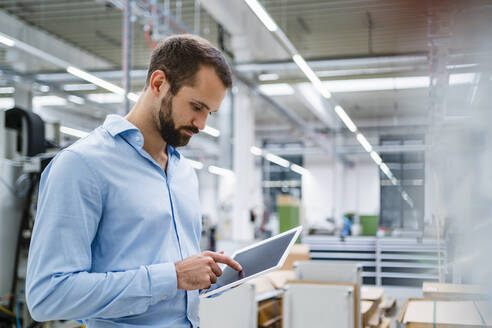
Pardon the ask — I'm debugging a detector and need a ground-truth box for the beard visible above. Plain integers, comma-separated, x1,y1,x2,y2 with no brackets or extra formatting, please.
158,91,198,147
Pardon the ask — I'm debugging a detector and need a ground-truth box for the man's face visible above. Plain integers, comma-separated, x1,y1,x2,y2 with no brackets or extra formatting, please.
156,65,227,147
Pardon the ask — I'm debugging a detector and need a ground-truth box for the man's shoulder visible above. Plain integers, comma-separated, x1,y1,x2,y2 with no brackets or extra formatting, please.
64,126,117,161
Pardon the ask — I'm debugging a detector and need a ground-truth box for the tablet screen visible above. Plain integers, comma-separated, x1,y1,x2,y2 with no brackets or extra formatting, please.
205,228,298,293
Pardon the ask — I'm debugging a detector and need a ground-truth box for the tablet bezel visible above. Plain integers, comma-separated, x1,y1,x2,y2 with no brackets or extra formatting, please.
200,225,303,298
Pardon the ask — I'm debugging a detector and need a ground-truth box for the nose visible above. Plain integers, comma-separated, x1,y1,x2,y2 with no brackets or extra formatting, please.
192,112,208,131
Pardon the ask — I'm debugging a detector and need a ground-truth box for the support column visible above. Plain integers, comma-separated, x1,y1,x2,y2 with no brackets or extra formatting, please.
232,85,255,241
333,134,345,226
122,0,132,114
13,84,32,110
219,92,233,169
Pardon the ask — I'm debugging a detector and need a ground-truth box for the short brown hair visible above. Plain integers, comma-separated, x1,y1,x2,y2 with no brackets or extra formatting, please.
145,34,232,94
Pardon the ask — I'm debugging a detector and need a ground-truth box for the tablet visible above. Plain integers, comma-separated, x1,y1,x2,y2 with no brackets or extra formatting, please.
200,226,302,298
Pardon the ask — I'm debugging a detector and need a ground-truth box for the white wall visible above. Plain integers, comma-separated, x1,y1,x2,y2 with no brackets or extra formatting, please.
342,160,380,215
302,153,335,225
302,154,380,226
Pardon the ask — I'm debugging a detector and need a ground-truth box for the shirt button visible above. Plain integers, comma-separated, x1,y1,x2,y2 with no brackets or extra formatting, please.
135,136,141,143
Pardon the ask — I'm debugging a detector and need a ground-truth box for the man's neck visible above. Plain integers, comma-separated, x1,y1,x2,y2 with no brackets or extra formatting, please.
125,103,169,171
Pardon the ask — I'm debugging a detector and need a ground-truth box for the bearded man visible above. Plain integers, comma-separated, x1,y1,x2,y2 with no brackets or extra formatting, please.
26,34,242,328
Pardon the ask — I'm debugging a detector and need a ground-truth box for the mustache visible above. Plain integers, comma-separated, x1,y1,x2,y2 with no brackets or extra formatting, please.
181,126,199,134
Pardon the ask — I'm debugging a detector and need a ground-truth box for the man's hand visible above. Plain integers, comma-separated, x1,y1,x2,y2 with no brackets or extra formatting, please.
174,251,243,290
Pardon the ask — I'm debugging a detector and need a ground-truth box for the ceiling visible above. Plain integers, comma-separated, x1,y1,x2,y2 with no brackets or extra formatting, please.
0,0,490,152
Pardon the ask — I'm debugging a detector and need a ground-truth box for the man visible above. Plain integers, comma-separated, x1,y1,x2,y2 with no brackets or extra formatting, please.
26,34,242,328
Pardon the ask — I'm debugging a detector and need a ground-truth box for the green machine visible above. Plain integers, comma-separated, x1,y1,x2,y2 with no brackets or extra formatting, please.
277,195,300,241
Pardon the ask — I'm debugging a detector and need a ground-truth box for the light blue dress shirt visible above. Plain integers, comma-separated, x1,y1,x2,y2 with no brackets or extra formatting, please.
26,115,202,327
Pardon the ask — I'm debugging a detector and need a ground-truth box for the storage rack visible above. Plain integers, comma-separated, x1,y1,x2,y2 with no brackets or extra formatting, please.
304,236,446,286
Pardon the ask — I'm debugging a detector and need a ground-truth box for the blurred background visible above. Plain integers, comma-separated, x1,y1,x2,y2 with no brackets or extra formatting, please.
1,0,491,327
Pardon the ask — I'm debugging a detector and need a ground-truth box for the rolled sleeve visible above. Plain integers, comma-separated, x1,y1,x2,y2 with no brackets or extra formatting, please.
147,262,178,304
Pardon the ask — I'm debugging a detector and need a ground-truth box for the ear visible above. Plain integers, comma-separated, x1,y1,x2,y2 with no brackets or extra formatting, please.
149,70,169,96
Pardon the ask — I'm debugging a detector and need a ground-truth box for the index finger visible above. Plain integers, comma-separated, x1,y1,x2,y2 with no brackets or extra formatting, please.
205,252,242,271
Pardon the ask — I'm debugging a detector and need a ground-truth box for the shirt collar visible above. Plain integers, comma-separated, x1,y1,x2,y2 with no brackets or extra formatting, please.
103,114,181,160
103,114,139,137
167,144,181,160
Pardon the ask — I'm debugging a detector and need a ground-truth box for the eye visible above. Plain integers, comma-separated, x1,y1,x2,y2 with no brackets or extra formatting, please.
192,104,201,112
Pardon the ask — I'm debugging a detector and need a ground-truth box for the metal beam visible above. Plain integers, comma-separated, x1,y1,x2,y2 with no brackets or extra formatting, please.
0,65,121,116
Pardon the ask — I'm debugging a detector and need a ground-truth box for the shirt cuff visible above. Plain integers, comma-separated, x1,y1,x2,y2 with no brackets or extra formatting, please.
147,262,178,305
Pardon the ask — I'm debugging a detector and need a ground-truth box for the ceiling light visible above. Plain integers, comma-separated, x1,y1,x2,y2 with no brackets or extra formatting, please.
186,159,204,170
379,163,393,179
60,126,89,138
370,151,382,165
356,133,372,152
244,0,278,32
290,164,309,175
39,85,50,93
63,83,98,91
67,66,124,95
88,93,124,104
127,92,139,102
334,105,357,132
33,95,67,107
258,83,294,96
68,95,85,105
202,125,220,137
322,76,429,93
265,153,290,168
0,87,15,94
250,146,263,156
292,54,331,99
208,165,235,177
0,98,14,109
258,73,279,81
449,73,476,85
0,33,15,47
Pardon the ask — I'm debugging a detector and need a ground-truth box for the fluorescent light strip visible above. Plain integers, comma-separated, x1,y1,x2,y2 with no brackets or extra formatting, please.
68,95,85,105
258,73,279,81
290,164,309,176
127,92,140,102
250,146,263,156
39,85,50,93
202,125,220,137
0,32,69,68
0,33,15,47
292,54,331,99
334,105,357,132
186,159,204,170
356,133,372,152
370,151,382,165
265,153,290,168
379,163,393,179
208,165,235,177
60,126,89,138
244,0,278,31
0,87,15,94
63,83,98,91
258,83,295,96
2,32,139,103
67,66,124,95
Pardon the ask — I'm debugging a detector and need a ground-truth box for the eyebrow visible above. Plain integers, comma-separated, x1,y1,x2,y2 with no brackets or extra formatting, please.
191,99,210,111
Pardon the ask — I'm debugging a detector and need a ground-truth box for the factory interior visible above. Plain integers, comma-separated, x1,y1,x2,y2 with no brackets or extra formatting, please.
1,0,492,327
